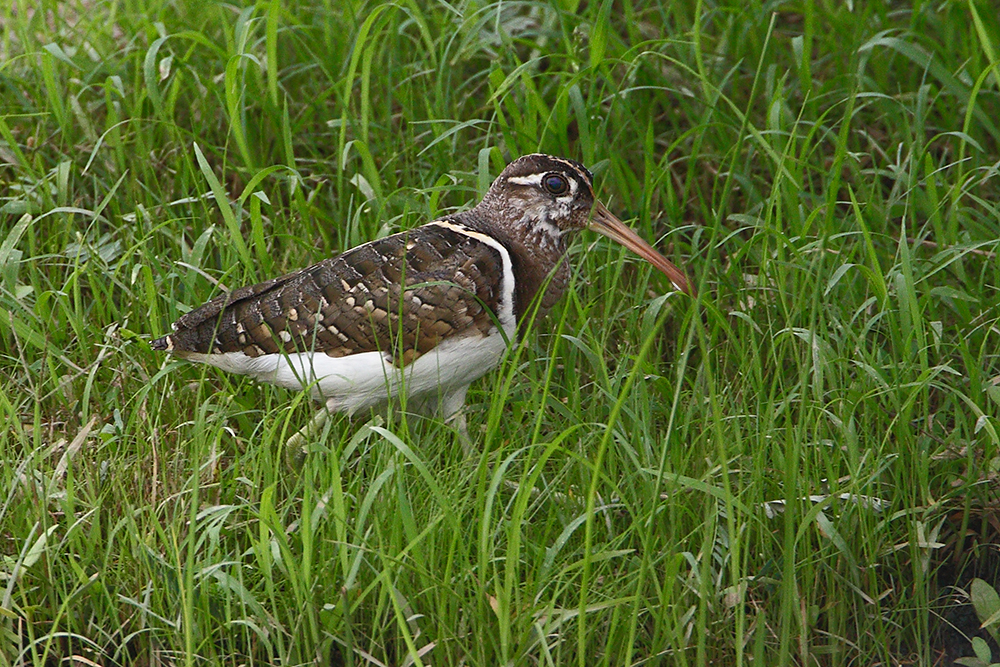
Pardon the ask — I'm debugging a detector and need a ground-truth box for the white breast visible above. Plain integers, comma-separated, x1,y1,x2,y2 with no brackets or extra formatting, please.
178,328,513,415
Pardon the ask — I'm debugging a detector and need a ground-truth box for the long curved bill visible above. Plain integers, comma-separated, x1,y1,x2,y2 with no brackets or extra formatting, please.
589,201,695,297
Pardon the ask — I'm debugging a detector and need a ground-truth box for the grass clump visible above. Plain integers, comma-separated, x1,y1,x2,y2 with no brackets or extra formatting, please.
2,1,999,665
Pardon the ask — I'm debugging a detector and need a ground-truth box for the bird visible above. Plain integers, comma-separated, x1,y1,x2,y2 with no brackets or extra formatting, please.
151,154,694,446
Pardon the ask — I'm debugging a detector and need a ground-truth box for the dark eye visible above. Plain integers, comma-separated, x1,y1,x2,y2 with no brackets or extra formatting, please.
543,173,569,195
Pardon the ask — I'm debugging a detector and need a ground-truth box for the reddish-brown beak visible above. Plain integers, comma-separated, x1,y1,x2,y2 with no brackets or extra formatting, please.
589,201,695,297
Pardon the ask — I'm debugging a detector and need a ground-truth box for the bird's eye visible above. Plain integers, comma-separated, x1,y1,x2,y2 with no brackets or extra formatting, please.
543,173,569,195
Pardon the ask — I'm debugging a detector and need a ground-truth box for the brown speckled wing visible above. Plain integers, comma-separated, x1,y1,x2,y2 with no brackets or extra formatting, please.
153,223,507,366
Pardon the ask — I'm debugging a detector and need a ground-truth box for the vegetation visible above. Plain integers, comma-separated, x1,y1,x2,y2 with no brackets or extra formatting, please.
2,0,999,664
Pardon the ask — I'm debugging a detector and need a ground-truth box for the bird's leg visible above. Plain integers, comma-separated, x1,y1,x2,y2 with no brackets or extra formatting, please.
285,402,333,468
448,410,472,456
438,385,473,455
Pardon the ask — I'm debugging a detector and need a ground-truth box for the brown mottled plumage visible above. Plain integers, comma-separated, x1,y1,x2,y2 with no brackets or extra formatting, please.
155,223,505,366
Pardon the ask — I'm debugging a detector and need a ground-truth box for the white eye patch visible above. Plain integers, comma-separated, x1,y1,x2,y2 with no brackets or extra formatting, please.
558,178,578,201
507,174,545,187
507,174,580,198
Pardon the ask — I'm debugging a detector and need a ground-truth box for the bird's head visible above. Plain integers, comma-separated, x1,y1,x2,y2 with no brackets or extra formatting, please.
484,154,695,296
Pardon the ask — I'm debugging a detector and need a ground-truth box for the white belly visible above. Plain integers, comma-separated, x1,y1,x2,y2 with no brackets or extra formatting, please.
178,329,512,415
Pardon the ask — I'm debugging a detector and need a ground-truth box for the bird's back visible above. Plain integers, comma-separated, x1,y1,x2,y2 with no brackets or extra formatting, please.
152,218,515,368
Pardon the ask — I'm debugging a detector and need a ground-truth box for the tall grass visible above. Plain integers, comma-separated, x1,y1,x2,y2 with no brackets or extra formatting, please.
2,1,999,665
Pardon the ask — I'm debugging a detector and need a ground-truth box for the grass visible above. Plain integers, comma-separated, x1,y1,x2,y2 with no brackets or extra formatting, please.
2,0,999,664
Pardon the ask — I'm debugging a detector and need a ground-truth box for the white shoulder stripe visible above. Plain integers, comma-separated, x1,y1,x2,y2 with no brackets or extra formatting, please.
428,220,517,337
